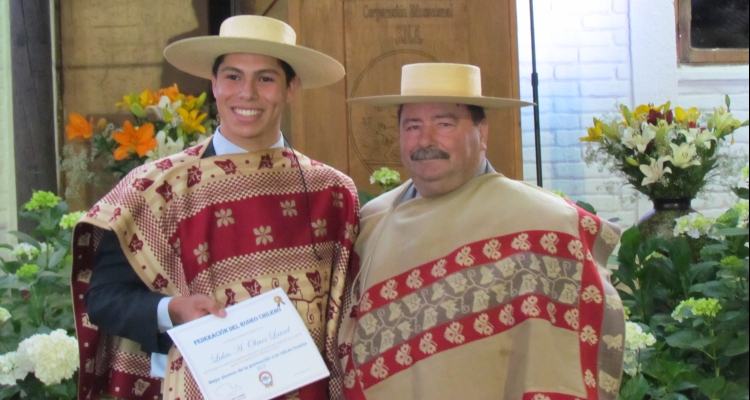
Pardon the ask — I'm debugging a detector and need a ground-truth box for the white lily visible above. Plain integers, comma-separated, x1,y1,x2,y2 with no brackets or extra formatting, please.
679,127,716,149
639,156,672,186
666,142,701,169
144,95,182,122
146,130,185,162
622,124,656,153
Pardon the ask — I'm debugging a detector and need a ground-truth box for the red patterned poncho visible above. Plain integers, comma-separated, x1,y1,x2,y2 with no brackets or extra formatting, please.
338,174,625,400
72,140,359,400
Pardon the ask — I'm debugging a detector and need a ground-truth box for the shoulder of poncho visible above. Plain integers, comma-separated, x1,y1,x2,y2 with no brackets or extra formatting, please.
360,180,410,218
491,175,583,218
310,162,359,196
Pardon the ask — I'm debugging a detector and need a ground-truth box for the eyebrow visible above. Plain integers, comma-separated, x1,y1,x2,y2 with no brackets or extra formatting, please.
432,114,458,121
253,69,282,77
218,67,282,77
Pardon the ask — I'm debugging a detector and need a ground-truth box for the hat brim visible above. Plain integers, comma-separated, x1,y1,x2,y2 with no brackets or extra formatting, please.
164,37,345,89
347,95,533,109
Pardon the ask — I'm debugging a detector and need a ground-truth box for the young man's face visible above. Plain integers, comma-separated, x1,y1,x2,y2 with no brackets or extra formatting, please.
210,53,299,151
399,102,488,197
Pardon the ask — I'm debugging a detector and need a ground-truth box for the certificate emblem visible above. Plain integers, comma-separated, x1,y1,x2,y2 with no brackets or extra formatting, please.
259,371,274,388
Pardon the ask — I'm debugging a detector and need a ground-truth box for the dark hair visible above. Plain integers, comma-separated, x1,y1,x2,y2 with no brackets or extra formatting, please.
211,54,297,86
397,104,486,126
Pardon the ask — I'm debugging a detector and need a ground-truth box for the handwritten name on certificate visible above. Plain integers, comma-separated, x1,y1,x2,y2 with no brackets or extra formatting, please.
167,288,329,400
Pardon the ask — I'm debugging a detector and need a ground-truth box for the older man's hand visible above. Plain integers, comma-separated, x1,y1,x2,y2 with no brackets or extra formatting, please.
168,294,227,326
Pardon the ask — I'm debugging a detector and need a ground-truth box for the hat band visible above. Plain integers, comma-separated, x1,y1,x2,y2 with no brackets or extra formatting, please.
400,87,483,97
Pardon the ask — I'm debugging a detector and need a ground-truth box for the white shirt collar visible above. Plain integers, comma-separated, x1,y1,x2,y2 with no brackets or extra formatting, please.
212,128,285,156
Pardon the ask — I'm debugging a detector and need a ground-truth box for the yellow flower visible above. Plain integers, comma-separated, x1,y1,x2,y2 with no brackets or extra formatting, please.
674,107,700,125
65,113,93,140
178,108,208,135
111,121,157,160
117,89,157,110
580,118,604,142
181,92,207,112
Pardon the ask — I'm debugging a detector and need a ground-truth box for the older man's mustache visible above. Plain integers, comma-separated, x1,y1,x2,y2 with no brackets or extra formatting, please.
410,147,450,161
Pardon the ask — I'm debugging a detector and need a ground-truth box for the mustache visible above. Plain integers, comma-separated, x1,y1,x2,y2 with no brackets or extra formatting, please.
410,147,450,161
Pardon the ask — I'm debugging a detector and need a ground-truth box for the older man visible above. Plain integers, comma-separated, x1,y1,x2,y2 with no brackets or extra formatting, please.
338,63,625,400
72,16,358,400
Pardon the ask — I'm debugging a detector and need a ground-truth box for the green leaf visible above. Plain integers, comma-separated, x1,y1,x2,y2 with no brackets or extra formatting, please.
0,385,21,398
732,187,749,200
721,382,750,400
47,246,68,270
724,332,749,356
666,330,702,349
713,228,749,237
130,102,146,118
725,94,731,108
8,231,40,247
688,262,717,282
668,381,697,393
698,377,726,399
576,200,597,215
691,335,716,350
692,281,733,299
619,374,650,400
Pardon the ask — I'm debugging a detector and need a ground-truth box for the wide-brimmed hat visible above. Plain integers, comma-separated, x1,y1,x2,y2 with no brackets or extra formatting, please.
164,16,344,89
348,63,532,109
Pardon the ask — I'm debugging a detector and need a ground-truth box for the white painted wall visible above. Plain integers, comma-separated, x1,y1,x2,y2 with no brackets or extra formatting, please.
516,0,749,227
0,1,18,247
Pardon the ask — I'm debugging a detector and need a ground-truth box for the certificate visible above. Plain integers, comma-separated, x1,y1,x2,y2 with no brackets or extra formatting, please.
167,288,330,400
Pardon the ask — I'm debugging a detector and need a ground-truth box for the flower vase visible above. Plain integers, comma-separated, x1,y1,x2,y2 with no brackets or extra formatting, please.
637,198,695,240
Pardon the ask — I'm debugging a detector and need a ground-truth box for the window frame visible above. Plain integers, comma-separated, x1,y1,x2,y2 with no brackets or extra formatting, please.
676,0,749,65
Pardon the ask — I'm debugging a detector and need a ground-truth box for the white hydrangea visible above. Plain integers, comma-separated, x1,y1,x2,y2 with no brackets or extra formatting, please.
674,213,715,239
0,352,31,386
15,329,79,385
10,243,39,261
623,322,657,376
0,307,10,323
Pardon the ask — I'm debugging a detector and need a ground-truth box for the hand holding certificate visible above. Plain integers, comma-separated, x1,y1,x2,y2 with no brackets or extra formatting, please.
167,288,330,400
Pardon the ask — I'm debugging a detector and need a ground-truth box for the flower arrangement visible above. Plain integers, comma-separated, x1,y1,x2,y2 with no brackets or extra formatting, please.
64,84,216,180
0,191,81,398
581,96,748,201
612,166,749,400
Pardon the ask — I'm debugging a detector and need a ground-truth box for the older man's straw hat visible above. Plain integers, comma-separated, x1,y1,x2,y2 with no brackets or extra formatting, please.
164,15,344,89
348,63,532,109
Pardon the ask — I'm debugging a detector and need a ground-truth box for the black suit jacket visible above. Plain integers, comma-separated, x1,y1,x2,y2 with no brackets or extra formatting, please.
85,141,217,354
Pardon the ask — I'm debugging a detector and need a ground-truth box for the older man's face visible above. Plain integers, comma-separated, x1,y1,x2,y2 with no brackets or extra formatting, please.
399,103,488,197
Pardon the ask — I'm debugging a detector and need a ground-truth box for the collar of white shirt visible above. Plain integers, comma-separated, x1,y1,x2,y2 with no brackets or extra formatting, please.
211,128,285,155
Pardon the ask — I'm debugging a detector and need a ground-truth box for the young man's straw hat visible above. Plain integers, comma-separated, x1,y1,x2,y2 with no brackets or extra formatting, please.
164,15,344,89
348,63,532,109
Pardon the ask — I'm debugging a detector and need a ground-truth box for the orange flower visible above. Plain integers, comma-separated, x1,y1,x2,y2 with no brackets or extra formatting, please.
65,113,93,140
157,84,182,103
111,121,157,160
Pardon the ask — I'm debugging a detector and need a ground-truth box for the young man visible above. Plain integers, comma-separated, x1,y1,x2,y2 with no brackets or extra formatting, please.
338,63,626,399
71,16,359,400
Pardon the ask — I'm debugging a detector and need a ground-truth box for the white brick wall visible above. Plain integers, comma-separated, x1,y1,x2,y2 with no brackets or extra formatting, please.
516,0,750,228
0,1,17,247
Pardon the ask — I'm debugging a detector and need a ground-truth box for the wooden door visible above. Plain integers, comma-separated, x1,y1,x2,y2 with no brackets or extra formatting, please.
284,0,523,193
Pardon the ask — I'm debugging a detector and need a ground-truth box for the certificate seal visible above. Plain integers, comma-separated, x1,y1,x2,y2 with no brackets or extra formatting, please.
273,296,285,308
259,371,274,388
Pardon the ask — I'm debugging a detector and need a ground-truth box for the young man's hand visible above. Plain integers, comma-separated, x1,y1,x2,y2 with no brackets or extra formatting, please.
168,294,227,326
